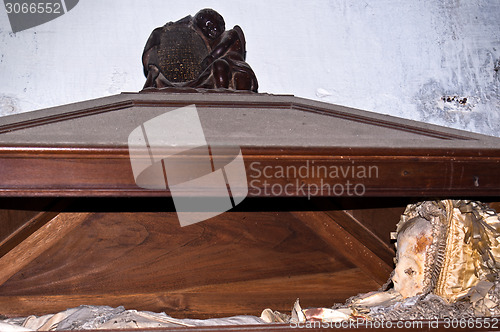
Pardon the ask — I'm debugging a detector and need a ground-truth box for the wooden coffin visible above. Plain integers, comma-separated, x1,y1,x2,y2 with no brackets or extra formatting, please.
0,91,499,328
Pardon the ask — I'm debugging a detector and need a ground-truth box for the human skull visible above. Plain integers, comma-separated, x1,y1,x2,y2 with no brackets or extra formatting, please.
392,217,434,298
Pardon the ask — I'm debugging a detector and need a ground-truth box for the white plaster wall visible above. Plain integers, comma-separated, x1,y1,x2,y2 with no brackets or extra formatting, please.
0,0,499,136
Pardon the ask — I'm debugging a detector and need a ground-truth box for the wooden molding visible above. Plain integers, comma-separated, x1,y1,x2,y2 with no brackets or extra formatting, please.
0,148,499,197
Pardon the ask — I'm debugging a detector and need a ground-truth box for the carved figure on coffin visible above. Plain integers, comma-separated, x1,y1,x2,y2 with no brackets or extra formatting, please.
142,9,258,92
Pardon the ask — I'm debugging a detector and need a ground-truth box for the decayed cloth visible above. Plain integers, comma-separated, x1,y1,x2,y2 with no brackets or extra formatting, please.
0,305,265,331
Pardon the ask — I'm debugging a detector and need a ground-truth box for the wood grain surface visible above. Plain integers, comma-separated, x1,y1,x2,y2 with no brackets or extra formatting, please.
0,197,391,317
0,147,499,197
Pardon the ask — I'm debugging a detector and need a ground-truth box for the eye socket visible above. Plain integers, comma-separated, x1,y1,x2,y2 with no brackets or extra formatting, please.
404,267,416,276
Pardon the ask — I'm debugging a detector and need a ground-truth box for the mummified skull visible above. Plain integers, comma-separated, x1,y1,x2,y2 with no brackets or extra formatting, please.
392,217,434,298
392,200,500,304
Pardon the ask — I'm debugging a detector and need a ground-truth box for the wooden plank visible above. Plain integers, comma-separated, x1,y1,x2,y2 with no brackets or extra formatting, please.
346,205,406,250
0,210,60,258
313,198,398,266
0,199,68,258
0,212,88,287
0,269,378,318
319,209,395,267
0,209,40,244
0,198,57,243
291,211,393,285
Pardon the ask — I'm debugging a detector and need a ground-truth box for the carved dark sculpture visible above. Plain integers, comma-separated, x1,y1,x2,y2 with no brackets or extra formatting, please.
142,9,258,92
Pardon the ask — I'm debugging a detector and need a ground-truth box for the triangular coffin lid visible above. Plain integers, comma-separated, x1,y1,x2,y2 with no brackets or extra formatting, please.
0,91,498,148
0,91,499,197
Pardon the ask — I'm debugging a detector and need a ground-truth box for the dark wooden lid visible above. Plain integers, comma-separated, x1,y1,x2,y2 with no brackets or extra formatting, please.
0,91,498,150
0,91,499,197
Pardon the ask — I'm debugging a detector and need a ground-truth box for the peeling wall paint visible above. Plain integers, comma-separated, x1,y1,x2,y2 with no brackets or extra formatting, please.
0,0,499,137
0,94,19,116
